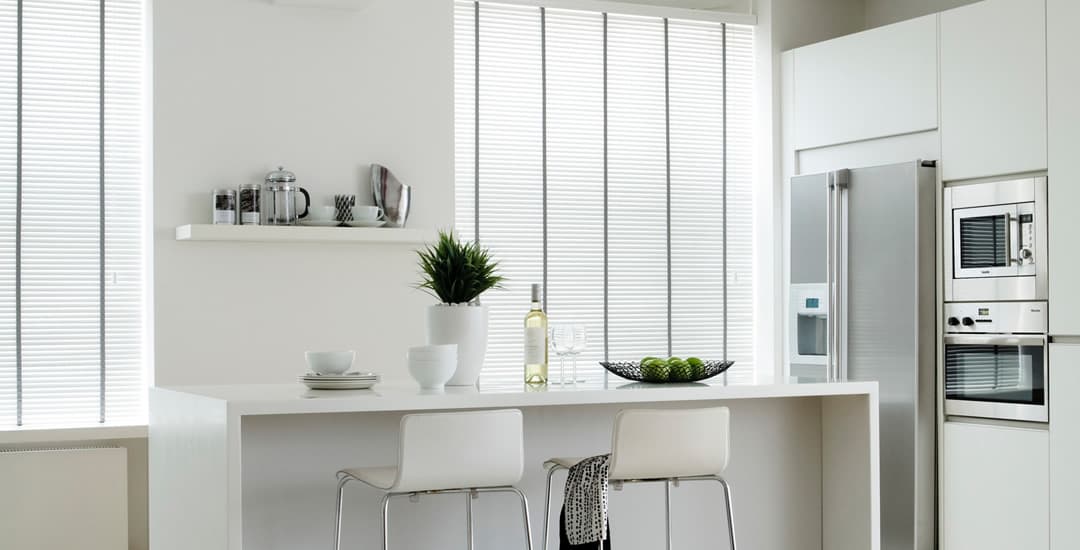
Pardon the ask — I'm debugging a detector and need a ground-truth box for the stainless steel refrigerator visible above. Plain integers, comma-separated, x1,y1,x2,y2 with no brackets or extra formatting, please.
788,160,937,550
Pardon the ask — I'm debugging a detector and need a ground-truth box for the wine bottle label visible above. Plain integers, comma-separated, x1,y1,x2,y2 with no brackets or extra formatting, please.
524,326,546,364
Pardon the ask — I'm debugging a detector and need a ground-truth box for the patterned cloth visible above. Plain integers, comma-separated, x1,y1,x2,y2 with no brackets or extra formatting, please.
561,454,612,547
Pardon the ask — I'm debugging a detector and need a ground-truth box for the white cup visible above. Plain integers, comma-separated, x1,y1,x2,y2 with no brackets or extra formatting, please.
351,205,385,222
407,344,457,390
309,205,336,221
305,350,355,375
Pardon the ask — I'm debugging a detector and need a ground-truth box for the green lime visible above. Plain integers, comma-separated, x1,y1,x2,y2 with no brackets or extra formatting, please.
641,361,670,383
686,357,705,378
641,356,662,366
668,360,694,382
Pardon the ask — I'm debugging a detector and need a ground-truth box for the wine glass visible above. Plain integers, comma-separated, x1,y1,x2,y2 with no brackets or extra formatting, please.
550,324,576,385
551,323,587,385
567,324,587,383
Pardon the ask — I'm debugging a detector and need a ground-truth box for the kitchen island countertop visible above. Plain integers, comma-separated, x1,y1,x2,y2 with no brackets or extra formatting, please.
154,378,879,416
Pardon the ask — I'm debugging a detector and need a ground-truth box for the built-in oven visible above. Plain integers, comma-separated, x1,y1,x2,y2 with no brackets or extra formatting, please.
944,176,1047,302
943,301,1048,423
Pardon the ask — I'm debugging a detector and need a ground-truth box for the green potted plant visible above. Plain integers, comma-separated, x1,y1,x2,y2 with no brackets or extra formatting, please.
417,231,503,386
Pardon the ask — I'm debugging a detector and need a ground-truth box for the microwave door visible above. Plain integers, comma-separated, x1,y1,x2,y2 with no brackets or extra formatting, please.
953,204,1019,278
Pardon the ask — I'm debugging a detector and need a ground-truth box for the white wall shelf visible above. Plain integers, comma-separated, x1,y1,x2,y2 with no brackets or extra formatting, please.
175,224,433,244
269,0,374,10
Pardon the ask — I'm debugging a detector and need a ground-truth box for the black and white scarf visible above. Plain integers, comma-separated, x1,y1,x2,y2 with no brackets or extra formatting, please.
561,454,612,548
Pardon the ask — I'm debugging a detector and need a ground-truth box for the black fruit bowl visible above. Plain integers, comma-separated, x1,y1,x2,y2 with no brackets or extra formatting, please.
598,360,735,384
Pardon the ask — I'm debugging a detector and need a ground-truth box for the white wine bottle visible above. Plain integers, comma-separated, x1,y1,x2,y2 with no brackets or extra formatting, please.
524,284,549,384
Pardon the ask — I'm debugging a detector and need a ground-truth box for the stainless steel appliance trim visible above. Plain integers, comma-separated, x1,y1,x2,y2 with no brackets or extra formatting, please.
944,400,1048,423
943,334,1047,347
945,175,1037,208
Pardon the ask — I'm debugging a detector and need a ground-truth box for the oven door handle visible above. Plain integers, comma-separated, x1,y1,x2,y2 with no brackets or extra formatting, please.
944,334,1047,347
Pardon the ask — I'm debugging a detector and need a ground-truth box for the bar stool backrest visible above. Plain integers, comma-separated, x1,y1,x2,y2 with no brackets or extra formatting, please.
608,407,731,481
393,408,525,493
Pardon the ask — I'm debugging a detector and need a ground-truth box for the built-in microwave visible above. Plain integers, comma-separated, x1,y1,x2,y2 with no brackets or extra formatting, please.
943,176,1047,302
943,302,1048,423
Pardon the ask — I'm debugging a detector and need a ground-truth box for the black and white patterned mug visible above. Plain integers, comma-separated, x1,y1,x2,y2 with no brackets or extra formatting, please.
334,194,356,222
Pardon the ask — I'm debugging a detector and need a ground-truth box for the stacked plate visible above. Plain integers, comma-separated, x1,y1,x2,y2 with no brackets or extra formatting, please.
299,372,380,390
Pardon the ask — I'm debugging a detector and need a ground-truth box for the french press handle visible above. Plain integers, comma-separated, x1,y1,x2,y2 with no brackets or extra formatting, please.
297,187,311,219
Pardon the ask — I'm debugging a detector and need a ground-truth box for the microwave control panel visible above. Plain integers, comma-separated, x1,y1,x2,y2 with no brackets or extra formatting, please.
1018,210,1035,265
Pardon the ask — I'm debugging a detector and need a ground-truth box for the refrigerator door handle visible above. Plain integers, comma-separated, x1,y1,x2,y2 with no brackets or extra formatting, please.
825,172,836,382
832,169,850,382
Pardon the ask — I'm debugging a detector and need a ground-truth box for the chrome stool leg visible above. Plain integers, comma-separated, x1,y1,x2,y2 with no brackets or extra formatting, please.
717,477,737,550
380,493,392,550
466,490,475,550
333,475,350,550
542,465,559,550
510,487,535,550
664,479,673,550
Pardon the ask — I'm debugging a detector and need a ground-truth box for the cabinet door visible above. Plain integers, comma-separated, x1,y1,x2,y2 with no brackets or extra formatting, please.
1048,0,1080,336
791,14,938,151
942,422,1049,550
1050,343,1080,549
940,0,1047,181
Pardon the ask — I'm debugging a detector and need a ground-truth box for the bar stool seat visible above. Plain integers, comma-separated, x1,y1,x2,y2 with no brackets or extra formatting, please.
334,409,534,550
541,407,736,550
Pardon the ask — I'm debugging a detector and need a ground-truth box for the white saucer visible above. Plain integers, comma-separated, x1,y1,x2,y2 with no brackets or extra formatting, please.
300,379,378,390
345,219,387,228
299,219,343,227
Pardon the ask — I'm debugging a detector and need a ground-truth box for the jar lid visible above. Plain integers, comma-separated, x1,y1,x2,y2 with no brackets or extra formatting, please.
265,166,296,184
239,182,261,190
213,188,236,195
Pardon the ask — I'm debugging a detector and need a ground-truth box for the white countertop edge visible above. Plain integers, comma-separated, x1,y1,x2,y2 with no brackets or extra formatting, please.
151,380,879,417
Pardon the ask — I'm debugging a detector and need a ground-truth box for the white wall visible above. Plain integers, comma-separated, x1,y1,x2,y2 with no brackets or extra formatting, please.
153,0,453,388
864,0,980,28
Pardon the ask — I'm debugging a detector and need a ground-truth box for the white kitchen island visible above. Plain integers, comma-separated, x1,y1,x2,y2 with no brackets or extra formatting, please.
149,380,879,550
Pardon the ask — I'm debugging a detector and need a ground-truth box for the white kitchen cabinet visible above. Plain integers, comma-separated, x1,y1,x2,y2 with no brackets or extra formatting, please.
942,421,1048,550
791,14,938,151
1050,343,1080,549
1047,0,1080,336
940,0,1047,181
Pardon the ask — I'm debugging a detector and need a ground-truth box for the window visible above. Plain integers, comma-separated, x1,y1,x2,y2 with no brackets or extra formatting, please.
455,1,755,385
0,0,148,429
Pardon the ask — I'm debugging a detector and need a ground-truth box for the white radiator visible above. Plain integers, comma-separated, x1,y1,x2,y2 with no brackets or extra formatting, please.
0,446,128,550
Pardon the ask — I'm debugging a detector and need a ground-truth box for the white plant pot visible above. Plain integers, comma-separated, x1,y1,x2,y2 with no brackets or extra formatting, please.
426,304,489,386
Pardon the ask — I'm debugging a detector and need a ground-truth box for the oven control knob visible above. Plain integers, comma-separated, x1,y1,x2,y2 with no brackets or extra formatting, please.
947,317,960,327
962,317,975,327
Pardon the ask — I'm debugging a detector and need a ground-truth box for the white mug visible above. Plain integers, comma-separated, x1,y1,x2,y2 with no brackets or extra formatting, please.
351,205,385,222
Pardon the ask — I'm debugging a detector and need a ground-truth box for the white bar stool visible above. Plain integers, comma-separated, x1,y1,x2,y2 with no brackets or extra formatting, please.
333,409,534,550
541,407,736,550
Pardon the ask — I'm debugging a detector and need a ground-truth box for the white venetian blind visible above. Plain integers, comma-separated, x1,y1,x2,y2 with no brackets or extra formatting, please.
0,0,147,429
455,0,755,386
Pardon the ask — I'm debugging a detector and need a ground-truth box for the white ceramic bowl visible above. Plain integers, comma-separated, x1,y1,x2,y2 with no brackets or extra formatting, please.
305,350,355,375
407,344,457,361
408,357,457,390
